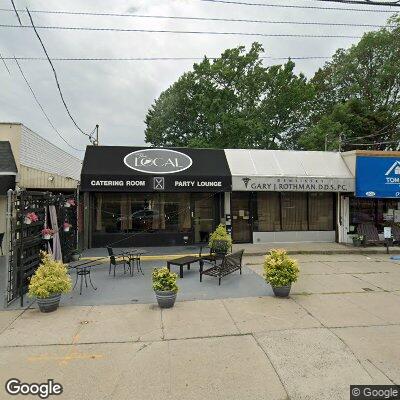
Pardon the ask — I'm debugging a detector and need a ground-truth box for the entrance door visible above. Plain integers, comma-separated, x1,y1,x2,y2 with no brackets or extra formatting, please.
231,193,252,243
193,194,215,243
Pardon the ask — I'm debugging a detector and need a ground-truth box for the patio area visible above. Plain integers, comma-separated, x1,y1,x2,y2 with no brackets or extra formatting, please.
8,253,271,309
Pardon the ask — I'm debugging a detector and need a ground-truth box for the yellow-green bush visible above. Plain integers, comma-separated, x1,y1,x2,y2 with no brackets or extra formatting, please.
263,249,299,287
208,224,232,252
28,252,72,299
152,267,178,293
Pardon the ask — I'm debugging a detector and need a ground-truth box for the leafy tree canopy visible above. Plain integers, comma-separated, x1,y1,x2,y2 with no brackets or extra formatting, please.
145,43,312,149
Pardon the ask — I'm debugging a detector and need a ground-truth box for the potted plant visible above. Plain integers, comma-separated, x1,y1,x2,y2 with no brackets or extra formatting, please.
24,212,38,225
70,249,81,262
152,267,178,308
64,199,76,208
41,228,54,240
63,222,72,232
352,234,364,247
28,252,72,313
208,224,232,256
263,249,299,298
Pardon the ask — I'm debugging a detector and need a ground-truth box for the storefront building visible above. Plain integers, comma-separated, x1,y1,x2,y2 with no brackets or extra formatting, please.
225,150,355,244
342,151,400,240
81,146,360,247
81,146,232,247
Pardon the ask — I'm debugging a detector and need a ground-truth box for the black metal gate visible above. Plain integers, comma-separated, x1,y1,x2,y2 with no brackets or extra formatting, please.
5,190,78,306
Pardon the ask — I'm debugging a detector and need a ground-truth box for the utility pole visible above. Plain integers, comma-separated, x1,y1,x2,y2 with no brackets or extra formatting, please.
95,124,99,146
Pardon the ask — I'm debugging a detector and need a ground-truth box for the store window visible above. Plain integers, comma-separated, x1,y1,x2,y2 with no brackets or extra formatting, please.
349,198,400,233
254,192,335,232
309,193,334,231
256,193,281,232
94,193,191,234
281,192,308,231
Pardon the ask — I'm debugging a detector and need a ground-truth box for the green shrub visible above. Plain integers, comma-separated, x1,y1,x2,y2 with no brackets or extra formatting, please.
263,249,299,287
152,267,179,293
208,224,232,252
28,252,72,299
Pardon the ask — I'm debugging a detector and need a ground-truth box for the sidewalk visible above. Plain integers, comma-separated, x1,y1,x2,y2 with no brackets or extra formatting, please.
0,253,399,399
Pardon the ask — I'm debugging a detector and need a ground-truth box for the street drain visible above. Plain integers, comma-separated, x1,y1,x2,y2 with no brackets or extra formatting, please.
362,288,374,292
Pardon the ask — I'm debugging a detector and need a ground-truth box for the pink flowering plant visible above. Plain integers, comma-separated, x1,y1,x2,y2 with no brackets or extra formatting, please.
63,222,72,229
66,199,76,206
41,228,55,237
25,212,39,223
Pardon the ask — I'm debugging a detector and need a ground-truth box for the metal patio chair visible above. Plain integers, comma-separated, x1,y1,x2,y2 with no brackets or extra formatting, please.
107,246,131,277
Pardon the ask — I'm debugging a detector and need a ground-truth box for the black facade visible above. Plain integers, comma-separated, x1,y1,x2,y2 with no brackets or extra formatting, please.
81,146,231,248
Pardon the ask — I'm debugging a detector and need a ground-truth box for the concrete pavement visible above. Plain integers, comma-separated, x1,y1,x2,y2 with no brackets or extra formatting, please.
0,254,399,399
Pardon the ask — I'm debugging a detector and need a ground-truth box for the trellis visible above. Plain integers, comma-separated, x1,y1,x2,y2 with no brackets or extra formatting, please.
4,189,78,306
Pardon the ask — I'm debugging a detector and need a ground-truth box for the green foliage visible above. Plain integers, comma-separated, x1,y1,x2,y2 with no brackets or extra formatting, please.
301,16,400,151
28,252,72,299
208,224,232,252
152,267,179,293
145,43,312,149
263,249,299,288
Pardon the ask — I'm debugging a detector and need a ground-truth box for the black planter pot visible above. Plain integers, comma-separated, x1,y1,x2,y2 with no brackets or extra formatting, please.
272,285,291,298
37,293,61,313
352,238,362,247
70,253,81,262
155,291,177,308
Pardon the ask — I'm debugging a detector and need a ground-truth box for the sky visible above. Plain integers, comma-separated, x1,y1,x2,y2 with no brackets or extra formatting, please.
0,0,397,159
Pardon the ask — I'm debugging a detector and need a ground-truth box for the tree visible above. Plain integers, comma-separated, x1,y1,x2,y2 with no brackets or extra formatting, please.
145,43,312,149
300,15,400,151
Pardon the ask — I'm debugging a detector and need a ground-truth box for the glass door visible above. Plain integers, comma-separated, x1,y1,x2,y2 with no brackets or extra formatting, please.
192,193,215,243
231,193,252,243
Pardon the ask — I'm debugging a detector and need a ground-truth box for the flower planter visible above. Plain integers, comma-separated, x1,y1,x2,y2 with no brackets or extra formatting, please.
352,239,363,247
37,293,61,313
71,253,81,262
155,290,177,308
64,202,71,208
272,285,291,298
43,234,52,240
24,217,32,225
64,227,70,232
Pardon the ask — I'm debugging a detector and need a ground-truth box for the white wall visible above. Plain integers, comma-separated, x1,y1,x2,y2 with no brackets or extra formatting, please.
20,125,82,181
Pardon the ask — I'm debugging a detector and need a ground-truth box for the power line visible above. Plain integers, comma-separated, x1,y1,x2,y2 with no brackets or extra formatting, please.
25,8,92,139
2,56,332,62
9,0,22,25
0,23,363,39
313,0,400,6
0,8,391,28
14,57,85,152
197,0,397,12
0,51,10,73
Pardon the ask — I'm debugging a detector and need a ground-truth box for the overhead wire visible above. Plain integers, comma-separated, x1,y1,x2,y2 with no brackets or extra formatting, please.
25,8,92,139
9,0,22,25
0,8,392,28
0,23,363,39
1,55,332,62
197,0,397,12
14,57,85,152
312,0,400,6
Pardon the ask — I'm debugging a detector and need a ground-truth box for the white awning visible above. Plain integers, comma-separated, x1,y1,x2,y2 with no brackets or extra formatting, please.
225,149,355,192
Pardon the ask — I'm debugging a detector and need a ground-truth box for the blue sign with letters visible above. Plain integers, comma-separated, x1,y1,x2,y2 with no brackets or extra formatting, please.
356,156,400,198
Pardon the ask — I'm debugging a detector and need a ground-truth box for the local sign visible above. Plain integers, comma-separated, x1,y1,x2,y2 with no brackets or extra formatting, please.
124,149,193,174
356,156,400,198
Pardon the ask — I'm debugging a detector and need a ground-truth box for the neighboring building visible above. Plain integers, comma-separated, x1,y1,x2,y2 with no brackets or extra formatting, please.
80,146,356,248
0,123,82,253
342,150,400,243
